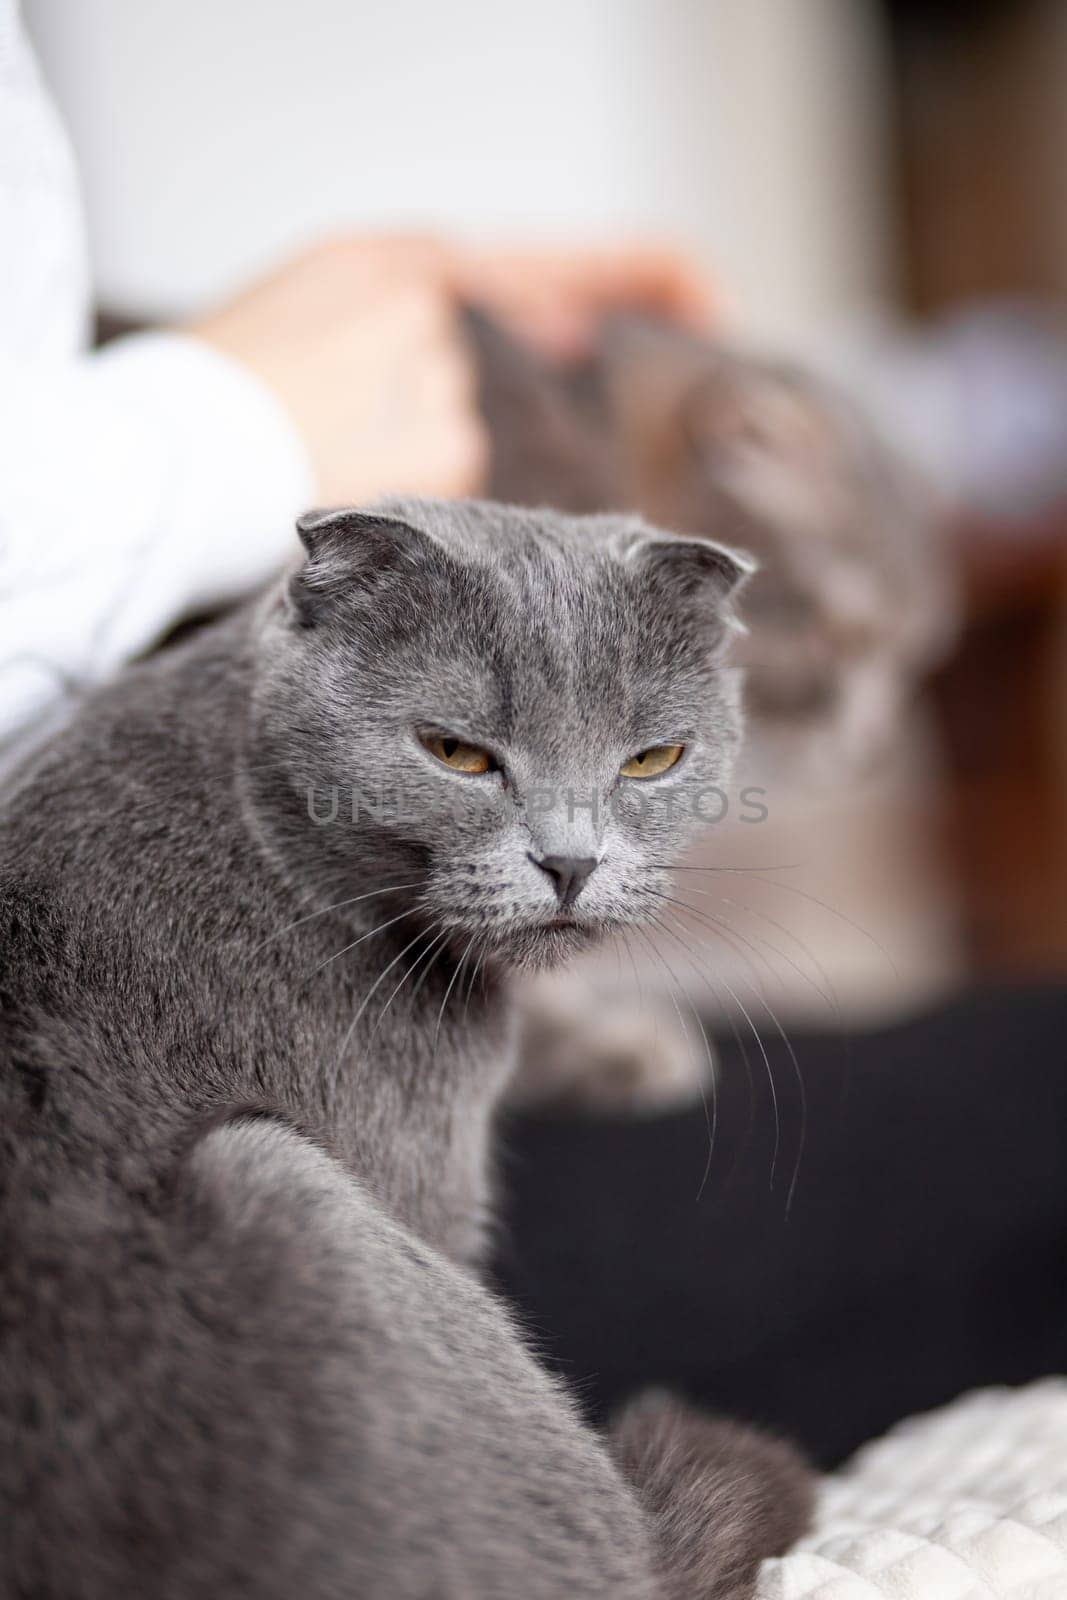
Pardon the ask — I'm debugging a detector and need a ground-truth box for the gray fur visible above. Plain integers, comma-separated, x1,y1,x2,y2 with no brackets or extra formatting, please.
0,499,811,1597
611,1393,814,1600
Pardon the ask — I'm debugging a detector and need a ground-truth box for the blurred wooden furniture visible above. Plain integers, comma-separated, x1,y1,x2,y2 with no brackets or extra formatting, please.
928,517,1067,976
878,0,1067,976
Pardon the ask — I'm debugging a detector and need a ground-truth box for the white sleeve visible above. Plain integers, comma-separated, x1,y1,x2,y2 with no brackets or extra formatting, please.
0,330,315,748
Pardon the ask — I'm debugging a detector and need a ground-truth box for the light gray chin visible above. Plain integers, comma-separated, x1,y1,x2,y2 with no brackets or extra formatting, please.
500,924,605,973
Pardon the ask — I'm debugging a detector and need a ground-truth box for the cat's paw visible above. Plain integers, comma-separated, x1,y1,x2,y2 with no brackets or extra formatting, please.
512,985,713,1116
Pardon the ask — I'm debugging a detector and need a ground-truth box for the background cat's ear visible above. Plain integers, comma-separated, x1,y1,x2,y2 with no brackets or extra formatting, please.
679,354,839,479
288,509,440,626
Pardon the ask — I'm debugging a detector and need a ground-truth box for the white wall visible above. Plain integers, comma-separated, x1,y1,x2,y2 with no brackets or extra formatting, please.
25,0,894,345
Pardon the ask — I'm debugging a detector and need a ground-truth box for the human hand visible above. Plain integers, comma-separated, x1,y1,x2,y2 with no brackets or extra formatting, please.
187,236,715,504
188,239,486,505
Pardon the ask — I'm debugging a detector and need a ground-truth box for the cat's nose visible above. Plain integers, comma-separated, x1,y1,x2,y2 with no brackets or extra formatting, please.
530,853,599,908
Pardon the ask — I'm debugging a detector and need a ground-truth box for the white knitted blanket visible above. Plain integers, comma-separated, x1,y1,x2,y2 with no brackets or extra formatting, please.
758,1381,1067,1599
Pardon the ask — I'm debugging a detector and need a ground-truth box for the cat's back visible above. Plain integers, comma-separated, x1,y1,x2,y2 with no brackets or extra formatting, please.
0,613,267,1172
1,610,253,875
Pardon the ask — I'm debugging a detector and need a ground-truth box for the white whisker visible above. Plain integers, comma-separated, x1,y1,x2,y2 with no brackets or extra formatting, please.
248,881,426,955
433,933,479,1059
640,896,781,1196
652,896,808,1216
630,922,718,1201
307,907,415,978
369,922,445,1042
333,923,434,1076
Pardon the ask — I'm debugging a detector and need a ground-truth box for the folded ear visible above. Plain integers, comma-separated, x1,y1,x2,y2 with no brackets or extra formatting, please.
623,530,756,610
288,509,442,627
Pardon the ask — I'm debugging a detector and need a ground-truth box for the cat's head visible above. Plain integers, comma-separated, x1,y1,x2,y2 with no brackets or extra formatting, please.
249,500,751,970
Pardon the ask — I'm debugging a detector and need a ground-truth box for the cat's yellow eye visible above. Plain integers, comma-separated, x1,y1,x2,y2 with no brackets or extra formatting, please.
620,744,685,780
423,734,494,775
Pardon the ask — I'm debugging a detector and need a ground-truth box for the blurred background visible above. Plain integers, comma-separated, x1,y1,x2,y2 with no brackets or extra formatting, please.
26,0,1067,988
27,0,891,340
23,0,1067,1464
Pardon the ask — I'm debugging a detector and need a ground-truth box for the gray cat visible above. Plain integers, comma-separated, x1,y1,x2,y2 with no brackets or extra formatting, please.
0,499,811,1598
